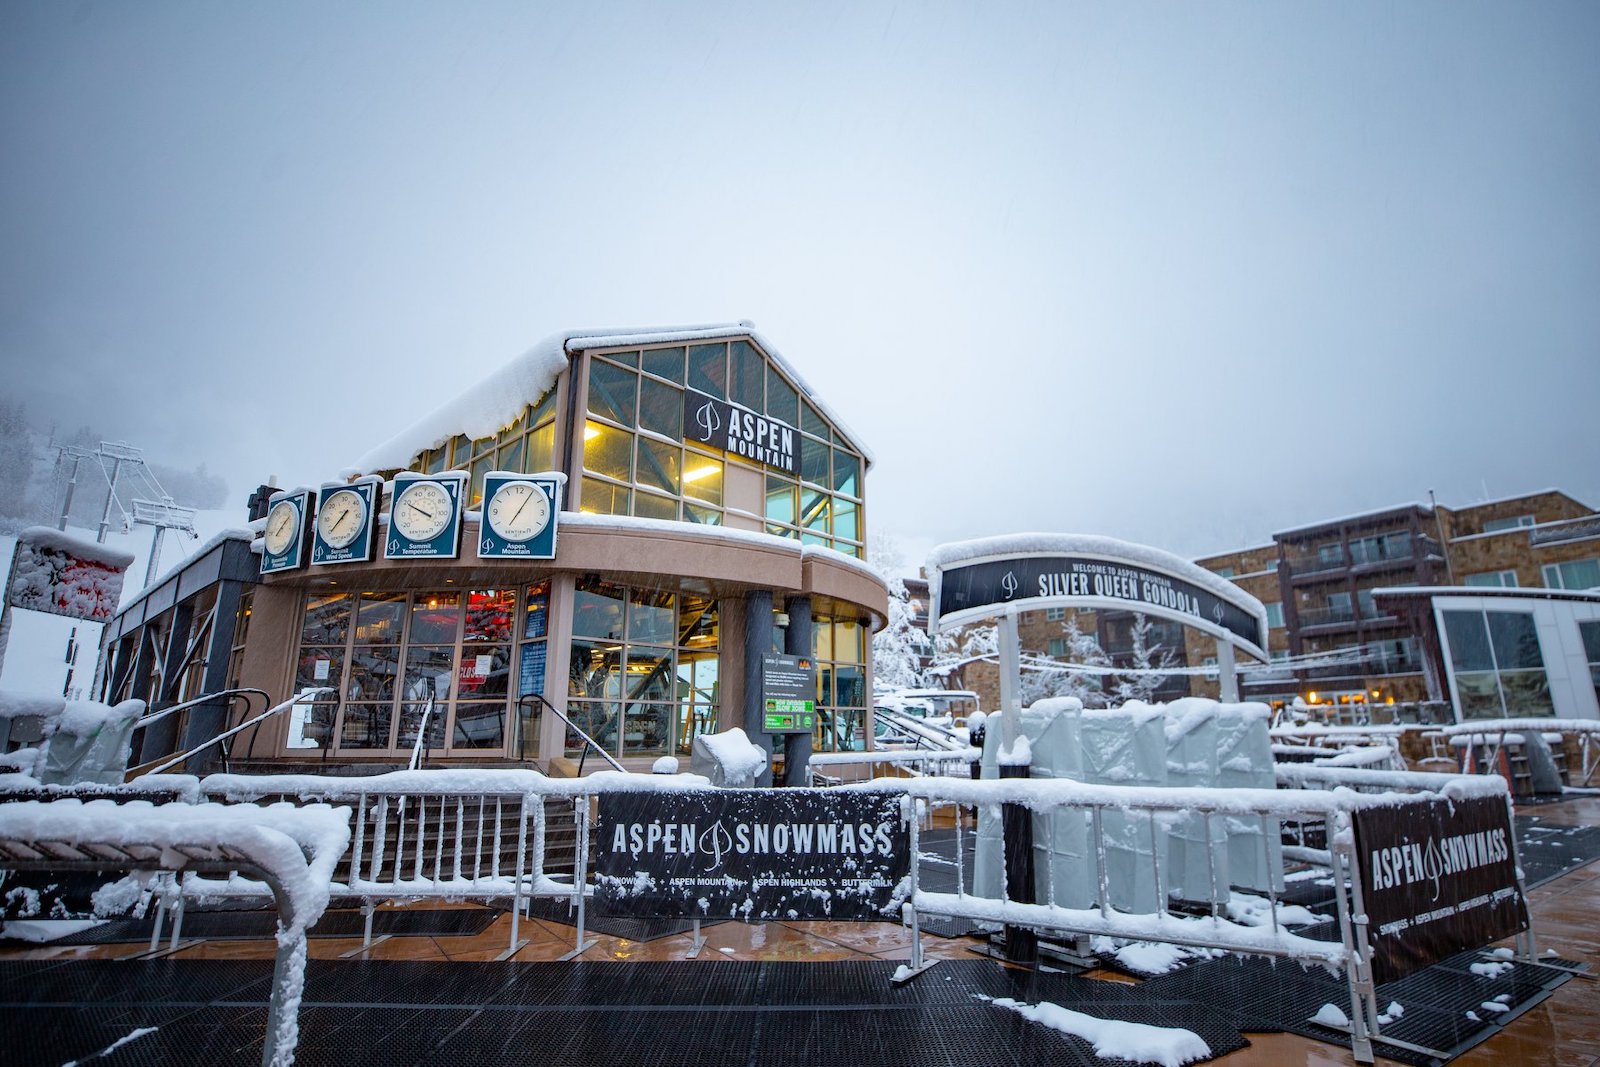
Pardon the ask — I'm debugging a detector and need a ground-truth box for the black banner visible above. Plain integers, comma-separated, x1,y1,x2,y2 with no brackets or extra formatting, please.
1352,794,1528,984
595,790,908,920
938,555,1266,651
683,388,800,475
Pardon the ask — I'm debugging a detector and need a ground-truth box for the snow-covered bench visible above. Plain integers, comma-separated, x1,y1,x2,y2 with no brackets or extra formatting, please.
0,799,351,1067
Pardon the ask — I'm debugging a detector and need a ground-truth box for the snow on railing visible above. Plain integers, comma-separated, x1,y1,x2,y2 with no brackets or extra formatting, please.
0,799,350,1067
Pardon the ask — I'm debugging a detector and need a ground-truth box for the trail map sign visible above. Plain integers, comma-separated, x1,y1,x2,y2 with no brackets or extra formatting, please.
1352,793,1528,983
595,790,907,920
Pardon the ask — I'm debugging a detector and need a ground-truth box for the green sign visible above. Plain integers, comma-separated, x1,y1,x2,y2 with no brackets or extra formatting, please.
761,655,817,735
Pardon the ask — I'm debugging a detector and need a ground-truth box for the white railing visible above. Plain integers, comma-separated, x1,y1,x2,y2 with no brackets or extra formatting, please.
1436,718,1600,790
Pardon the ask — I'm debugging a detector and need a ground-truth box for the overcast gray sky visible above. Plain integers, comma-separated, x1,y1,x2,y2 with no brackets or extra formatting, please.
3,1,1596,571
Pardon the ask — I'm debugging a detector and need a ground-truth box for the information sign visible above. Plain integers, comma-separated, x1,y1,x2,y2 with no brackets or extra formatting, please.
761,654,816,734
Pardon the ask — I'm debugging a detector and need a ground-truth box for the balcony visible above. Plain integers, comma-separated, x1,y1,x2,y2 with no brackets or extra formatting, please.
1284,534,1443,582
1530,515,1600,548
1295,606,1357,630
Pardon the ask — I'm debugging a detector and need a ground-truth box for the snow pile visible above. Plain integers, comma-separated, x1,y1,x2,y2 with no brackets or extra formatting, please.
1309,1003,1349,1028
0,692,146,787
1470,960,1514,979
1223,892,1328,928
987,997,1210,1067
691,727,768,787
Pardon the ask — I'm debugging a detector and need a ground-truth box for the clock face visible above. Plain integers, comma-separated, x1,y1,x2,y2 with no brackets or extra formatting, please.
392,480,454,543
263,499,300,556
486,480,550,541
317,489,368,550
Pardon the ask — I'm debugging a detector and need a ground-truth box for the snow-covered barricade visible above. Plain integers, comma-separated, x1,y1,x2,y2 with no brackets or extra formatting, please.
0,799,350,1067
0,691,146,787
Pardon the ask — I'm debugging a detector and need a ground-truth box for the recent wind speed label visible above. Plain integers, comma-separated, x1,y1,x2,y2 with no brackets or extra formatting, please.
594,790,908,920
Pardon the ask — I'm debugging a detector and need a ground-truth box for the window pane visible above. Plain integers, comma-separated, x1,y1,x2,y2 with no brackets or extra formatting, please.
766,365,798,425
570,641,622,698
453,703,505,749
634,491,677,521
402,645,455,702
409,593,460,644
584,420,633,482
572,579,627,639
524,581,550,639
835,664,865,707
1499,670,1554,717
603,349,638,368
622,702,671,756
425,449,446,474
295,647,344,694
458,645,510,699
627,590,676,646
340,704,392,749
469,455,491,507
1487,611,1543,671
637,437,680,496
347,646,398,702
465,589,516,643
1443,611,1493,672
642,346,684,383
498,411,527,444
450,435,472,467
687,343,727,399
833,498,858,542
1455,672,1502,719
801,399,827,438
580,477,630,516
396,697,446,750
730,340,763,411
1581,620,1600,663
588,360,637,426
800,436,829,486
526,422,555,474
566,701,618,756
497,435,524,474
301,593,351,645
529,388,557,427
684,503,722,526
356,593,405,644
624,649,675,703
832,451,859,497
836,619,864,663
683,453,723,505
638,377,683,439
765,476,795,524
801,488,829,534
1265,602,1284,628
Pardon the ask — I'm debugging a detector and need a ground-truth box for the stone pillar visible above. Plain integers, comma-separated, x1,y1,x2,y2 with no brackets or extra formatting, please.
781,596,813,787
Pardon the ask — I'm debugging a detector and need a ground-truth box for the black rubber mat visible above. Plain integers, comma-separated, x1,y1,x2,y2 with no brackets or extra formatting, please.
912,828,985,937
0,958,1250,1067
1513,814,1600,888
45,906,498,944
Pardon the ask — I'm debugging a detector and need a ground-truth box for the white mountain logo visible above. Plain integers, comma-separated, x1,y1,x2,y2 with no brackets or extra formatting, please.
694,399,721,440
1000,572,1019,599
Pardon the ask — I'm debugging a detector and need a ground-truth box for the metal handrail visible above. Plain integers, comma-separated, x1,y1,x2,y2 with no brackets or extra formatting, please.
874,706,969,752
126,688,273,777
407,694,436,772
139,688,333,777
518,693,625,774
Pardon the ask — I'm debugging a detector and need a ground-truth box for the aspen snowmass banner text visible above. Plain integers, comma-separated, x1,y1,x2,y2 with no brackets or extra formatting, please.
595,790,908,920
1352,793,1528,983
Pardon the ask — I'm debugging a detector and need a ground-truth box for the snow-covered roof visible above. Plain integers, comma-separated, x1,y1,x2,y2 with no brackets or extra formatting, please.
1272,501,1434,538
354,321,874,474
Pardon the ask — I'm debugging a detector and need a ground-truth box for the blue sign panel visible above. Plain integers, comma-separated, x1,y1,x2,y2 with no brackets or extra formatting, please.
477,472,564,560
311,479,380,566
384,472,465,560
518,640,547,699
260,489,310,575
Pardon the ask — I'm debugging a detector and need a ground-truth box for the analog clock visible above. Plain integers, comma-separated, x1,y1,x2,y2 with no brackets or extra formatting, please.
263,499,300,556
317,488,368,550
486,480,550,541
392,480,454,543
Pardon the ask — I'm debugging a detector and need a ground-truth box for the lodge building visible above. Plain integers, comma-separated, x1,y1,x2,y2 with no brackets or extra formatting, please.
97,324,889,777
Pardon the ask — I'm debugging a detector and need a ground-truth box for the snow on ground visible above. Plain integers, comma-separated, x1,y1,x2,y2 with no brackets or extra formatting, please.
984,995,1211,1067
0,508,239,697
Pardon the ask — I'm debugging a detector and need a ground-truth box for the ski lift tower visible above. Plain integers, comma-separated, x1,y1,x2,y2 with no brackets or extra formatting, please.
132,498,198,588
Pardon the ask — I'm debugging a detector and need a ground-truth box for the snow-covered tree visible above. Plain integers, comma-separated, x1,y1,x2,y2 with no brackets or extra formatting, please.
1111,613,1178,705
872,571,931,690
927,624,996,691
1020,615,1112,706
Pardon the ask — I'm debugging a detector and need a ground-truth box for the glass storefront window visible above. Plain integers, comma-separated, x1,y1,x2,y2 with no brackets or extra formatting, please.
1443,608,1553,719
584,420,633,482
409,593,460,644
465,589,516,644
354,593,403,643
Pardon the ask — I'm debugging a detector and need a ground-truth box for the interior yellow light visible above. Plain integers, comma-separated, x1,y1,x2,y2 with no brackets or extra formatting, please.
683,465,718,483
584,425,601,441
1307,690,1319,703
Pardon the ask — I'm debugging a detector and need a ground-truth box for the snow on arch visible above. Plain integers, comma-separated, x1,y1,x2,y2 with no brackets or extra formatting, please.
354,321,875,475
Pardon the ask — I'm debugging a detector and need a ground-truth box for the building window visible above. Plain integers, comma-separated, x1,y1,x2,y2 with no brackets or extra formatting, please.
413,388,559,508
1580,621,1600,710
287,589,521,757
1326,592,1353,622
1464,570,1519,588
1264,602,1284,629
1442,609,1553,719
812,615,868,753
1542,558,1600,590
1044,607,1066,621
1214,567,1234,579
579,342,866,558
1265,559,1280,572
1047,638,1068,657
1482,515,1535,534
1349,532,1412,566
565,577,720,762
1317,542,1344,567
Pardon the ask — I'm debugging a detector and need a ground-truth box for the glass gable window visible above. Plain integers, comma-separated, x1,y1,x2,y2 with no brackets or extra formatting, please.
580,340,866,558
1443,609,1554,719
